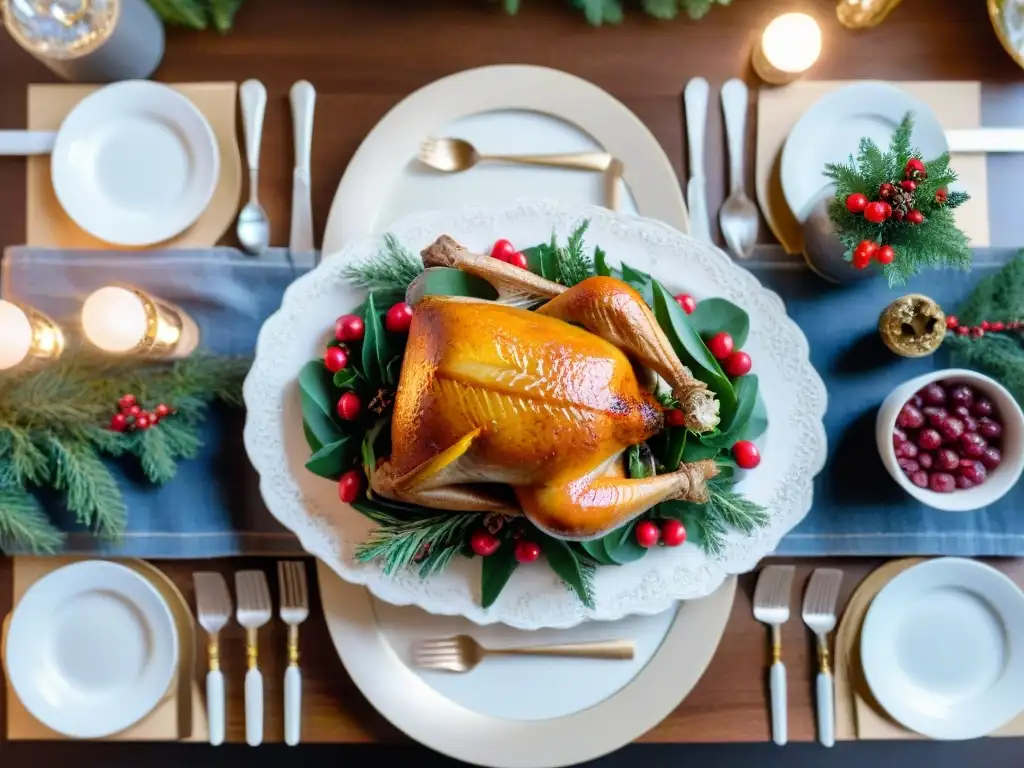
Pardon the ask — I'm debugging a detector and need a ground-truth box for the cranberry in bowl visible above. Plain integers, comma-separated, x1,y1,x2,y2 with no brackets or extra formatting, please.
876,369,1024,512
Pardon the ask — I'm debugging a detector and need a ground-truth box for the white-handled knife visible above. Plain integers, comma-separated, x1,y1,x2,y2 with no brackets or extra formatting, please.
289,80,316,255
946,128,1024,153
684,78,711,242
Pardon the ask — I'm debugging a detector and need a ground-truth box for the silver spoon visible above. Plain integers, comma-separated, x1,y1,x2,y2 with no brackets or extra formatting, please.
719,79,758,259
237,79,270,255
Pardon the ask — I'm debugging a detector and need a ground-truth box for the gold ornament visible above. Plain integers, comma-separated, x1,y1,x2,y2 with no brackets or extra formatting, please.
879,293,947,357
836,0,903,29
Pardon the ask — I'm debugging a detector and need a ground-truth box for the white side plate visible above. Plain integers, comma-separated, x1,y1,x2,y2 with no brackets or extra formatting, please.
5,560,178,738
861,557,1024,740
51,80,219,247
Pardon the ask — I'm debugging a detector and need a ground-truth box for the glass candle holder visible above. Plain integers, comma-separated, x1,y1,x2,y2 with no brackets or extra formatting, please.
81,286,199,358
752,12,823,86
0,299,65,370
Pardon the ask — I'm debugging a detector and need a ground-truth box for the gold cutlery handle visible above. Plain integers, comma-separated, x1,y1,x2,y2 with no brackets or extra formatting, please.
816,632,830,674
246,626,258,670
481,152,613,172
489,639,634,660
207,634,220,671
287,623,300,666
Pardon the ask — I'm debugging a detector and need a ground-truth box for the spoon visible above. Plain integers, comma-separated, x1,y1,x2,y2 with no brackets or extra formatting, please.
419,137,614,173
719,79,759,259
237,79,270,255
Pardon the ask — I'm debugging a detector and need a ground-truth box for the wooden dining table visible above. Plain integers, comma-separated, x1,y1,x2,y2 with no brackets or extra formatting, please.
1,0,1023,758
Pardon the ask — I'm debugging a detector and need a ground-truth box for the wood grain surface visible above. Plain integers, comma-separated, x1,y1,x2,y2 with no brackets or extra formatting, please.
1,0,1023,747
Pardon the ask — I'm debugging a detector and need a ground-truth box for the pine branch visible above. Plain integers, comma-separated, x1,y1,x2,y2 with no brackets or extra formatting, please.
46,438,126,536
0,487,63,553
354,503,484,576
9,431,49,485
554,220,595,287
136,427,178,484
341,233,423,293
707,478,770,533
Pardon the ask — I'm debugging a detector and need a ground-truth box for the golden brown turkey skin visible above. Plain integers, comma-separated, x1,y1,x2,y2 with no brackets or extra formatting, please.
390,295,662,487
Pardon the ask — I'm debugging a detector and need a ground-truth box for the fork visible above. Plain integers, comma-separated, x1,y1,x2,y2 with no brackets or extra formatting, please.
418,137,615,173
412,635,634,672
753,565,796,746
193,572,232,746
802,568,843,748
278,561,309,746
236,570,272,746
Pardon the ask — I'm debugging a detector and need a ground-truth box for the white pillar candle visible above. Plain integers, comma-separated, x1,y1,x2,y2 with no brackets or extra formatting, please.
752,12,822,85
81,285,199,358
0,299,64,370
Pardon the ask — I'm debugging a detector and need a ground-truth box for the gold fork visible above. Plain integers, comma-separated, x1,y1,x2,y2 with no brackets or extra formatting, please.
419,137,616,173
413,634,634,672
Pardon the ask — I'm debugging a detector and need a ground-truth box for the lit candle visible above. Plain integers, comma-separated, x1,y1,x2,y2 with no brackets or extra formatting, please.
0,299,64,370
752,12,822,85
81,286,198,358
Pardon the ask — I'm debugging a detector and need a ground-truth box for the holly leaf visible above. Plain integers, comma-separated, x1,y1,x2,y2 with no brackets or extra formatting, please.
539,536,596,608
594,247,612,277
299,360,344,447
481,542,518,608
580,537,618,565
361,293,391,389
682,439,720,462
412,267,499,301
299,360,335,416
332,368,360,390
621,262,655,306
602,521,647,564
524,243,559,281
305,436,356,480
662,427,686,472
740,392,769,442
688,298,750,348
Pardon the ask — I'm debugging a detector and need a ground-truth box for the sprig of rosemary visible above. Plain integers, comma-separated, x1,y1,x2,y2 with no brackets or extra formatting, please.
340,234,423,294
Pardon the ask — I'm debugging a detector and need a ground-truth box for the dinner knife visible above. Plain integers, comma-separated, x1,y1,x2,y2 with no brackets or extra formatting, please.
684,78,711,243
289,80,316,256
945,128,1024,153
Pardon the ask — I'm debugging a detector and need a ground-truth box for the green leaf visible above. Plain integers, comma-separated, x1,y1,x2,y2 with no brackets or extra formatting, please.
662,427,686,471
303,422,323,453
688,298,750,348
594,247,611,277
415,267,499,301
721,374,759,438
580,537,618,565
603,521,648,564
539,536,596,608
523,244,558,281
481,543,519,608
642,0,679,19
682,439,721,462
361,293,391,388
740,393,769,442
386,357,402,388
332,368,360,390
299,360,336,415
621,263,655,306
301,389,343,448
305,437,355,480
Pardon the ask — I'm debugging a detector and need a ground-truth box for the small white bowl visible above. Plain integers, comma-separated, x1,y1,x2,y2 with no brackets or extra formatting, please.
876,368,1024,512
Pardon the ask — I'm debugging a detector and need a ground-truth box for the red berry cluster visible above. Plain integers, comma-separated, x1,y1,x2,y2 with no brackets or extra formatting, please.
109,393,173,432
490,238,529,270
469,528,541,563
946,315,1023,339
706,331,753,378
634,518,687,548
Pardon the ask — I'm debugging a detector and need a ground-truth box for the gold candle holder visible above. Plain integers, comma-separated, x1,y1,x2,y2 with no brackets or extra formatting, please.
836,0,903,30
752,12,823,86
0,299,64,370
81,285,199,359
879,293,947,358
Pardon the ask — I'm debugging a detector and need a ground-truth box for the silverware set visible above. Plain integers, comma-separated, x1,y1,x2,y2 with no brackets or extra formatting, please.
753,565,843,747
237,78,318,259
192,562,309,747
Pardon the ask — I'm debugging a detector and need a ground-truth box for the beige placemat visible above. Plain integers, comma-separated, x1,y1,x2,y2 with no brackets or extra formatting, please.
756,81,990,254
26,82,242,249
3,557,208,742
835,557,1024,740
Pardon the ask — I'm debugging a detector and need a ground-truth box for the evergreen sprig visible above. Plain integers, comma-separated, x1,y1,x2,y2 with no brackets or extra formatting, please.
147,0,243,31
340,234,423,294
354,503,484,577
555,220,594,287
825,112,972,287
0,351,248,552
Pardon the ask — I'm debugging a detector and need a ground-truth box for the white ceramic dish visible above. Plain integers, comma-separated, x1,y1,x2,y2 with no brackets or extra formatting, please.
243,199,827,630
321,64,688,253
50,80,219,246
780,82,948,223
318,560,736,768
861,557,1024,740
5,560,178,738
876,368,1024,512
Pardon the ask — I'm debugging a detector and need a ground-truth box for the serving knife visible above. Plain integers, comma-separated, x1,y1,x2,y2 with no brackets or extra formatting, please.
289,81,316,257
684,78,711,242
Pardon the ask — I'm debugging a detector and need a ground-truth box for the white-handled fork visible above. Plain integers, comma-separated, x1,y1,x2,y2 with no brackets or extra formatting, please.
278,561,309,746
236,570,271,746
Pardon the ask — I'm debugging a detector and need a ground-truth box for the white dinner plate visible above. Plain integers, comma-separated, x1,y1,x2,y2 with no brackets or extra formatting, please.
861,557,1024,740
780,81,948,223
322,64,688,254
317,560,736,768
5,560,178,738
51,80,219,247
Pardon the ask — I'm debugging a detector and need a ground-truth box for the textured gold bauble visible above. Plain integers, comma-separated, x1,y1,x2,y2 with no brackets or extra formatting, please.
879,293,946,357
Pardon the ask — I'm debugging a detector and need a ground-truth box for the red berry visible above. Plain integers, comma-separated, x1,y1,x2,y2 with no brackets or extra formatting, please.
935,188,948,204
900,179,917,192
907,209,924,225
334,314,365,343
635,520,660,548
661,519,687,547
470,529,501,557
336,392,362,421
723,350,752,377
946,315,958,329
706,332,734,360
507,251,529,270
154,403,171,418
880,202,893,219
491,239,517,262
338,469,363,503
956,326,969,336
845,193,868,213
905,157,926,179
852,250,871,270
135,415,152,430
118,393,137,410
110,413,128,432
126,404,142,418
385,302,414,333
665,409,686,428
674,293,696,314
878,183,896,200
863,202,888,224
991,321,1005,332
732,440,761,469
876,245,895,265
324,345,348,372
514,540,541,563
972,327,985,338
855,240,879,258
981,321,991,331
